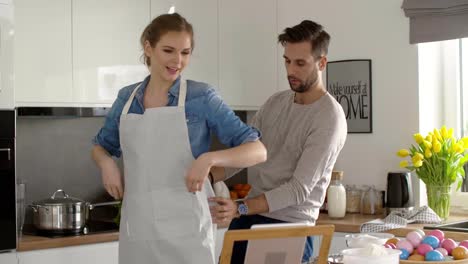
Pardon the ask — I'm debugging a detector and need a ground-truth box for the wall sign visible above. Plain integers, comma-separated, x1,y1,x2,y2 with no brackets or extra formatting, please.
326,59,372,133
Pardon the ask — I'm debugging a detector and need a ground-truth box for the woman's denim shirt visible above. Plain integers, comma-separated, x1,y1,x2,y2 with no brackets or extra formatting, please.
93,76,260,158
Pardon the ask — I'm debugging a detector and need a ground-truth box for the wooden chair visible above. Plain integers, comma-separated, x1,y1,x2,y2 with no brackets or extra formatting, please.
219,224,335,264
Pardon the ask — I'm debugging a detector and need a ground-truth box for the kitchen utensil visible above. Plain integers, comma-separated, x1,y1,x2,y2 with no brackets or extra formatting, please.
16,182,26,236
386,172,414,214
30,189,120,233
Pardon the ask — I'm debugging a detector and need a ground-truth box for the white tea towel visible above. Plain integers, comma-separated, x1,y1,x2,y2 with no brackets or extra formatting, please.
360,206,441,233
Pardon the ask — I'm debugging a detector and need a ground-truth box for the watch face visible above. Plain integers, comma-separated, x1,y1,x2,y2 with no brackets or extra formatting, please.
238,203,248,215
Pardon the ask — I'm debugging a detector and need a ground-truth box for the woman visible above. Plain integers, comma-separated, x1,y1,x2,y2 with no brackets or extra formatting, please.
91,13,266,264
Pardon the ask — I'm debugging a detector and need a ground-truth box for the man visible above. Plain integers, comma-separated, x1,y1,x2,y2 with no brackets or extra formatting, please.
209,20,347,263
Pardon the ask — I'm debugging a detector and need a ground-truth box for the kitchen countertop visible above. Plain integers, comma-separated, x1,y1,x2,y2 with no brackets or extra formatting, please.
18,213,468,251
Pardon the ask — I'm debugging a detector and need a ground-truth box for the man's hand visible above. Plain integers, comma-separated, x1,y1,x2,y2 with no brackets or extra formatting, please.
208,197,238,224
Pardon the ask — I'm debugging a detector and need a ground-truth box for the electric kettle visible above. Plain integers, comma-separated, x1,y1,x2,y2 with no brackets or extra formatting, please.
386,172,414,214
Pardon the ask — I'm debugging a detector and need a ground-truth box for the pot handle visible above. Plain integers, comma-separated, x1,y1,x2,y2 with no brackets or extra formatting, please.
29,204,49,212
88,201,121,210
51,189,69,200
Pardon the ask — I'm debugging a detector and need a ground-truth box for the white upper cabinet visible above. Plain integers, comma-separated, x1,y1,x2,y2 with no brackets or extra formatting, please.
72,0,150,106
0,2,14,109
150,0,218,89
218,0,278,109
14,0,73,106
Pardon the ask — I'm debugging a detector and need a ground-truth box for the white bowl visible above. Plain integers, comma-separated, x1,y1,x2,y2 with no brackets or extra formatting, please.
344,232,394,248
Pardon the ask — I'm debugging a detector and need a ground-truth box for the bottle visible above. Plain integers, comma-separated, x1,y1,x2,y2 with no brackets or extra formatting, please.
327,171,346,219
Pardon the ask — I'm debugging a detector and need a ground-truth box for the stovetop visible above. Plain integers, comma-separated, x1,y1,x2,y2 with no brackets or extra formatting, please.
22,220,119,238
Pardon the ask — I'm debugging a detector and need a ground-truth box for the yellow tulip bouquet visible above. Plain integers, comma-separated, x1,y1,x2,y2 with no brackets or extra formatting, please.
397,126,468,220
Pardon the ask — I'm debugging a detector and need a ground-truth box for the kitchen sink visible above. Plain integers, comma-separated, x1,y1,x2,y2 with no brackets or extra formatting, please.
425,220,468,232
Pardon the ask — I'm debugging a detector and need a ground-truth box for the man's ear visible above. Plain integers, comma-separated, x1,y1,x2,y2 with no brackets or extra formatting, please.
319,56,328,71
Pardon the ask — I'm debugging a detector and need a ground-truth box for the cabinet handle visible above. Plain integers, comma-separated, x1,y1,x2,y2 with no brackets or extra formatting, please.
0,148,11,160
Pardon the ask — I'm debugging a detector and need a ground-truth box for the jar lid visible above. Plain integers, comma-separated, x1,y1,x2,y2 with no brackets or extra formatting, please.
331,171,344,181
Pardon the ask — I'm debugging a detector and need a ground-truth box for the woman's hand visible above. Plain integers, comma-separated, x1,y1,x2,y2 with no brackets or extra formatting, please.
208,197,238,224
101,159,124,200
186,153,213,192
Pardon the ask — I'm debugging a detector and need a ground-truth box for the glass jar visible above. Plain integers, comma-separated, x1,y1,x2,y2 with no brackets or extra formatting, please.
346,185,361,213
360,185,384,215
327,171,346,219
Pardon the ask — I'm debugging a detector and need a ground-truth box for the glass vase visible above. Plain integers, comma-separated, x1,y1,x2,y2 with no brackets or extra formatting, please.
426,185,451,222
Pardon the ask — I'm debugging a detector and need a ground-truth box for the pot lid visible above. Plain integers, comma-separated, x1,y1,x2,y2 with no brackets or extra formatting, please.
33,189,85,206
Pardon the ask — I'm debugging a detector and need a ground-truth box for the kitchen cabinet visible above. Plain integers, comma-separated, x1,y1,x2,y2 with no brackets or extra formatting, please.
0,1,14,109
218,0,278,109
17,241,118,264
14,0,73,106
0,252,18,264
150,0,218,90
72,0,149,105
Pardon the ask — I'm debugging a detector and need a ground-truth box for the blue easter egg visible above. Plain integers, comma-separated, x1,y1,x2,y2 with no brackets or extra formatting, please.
399,249,410,260
425,250,444,261
422,235,440,249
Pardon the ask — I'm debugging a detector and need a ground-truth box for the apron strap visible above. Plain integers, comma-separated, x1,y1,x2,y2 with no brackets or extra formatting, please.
178,78,187,107
122,83,141,115
122,78,187,115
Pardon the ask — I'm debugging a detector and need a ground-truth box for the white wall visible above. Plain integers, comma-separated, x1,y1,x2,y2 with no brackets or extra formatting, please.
276,1,419,191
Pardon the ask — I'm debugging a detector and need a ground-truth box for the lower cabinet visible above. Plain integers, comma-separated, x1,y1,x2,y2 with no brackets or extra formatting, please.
17,242,118,264
0,252,18,264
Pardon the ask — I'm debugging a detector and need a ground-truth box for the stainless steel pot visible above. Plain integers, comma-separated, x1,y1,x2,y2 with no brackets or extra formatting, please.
30,189,120,233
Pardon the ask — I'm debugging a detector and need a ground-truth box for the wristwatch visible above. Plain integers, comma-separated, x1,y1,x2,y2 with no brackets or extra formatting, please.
237,200,249,216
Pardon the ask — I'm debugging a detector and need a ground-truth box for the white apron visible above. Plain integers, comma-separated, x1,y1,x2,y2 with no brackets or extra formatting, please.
118,79,216,264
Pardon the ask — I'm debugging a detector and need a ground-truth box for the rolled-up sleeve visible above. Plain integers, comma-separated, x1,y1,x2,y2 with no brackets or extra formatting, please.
205,88,260,147
92,90,127,157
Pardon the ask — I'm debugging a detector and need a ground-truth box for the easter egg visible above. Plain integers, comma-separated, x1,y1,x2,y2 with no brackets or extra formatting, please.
413,229,426,237
452,246,468,260
435,247,448,257
441,238,457,255
399,248,410,260
384,243,395,249
428,229,445,243
422,235,440,249
406,231,423,247
417,243,433,256
385,237,400,246
408,253,425,261
397,239,414,254
460,240,468,249
425,250,445,261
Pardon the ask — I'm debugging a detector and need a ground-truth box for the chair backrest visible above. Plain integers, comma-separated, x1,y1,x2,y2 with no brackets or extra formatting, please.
219,224,335,264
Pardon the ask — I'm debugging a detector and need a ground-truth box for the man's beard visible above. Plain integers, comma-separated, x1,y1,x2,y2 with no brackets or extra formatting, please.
288,74,318,93
288,70,319,93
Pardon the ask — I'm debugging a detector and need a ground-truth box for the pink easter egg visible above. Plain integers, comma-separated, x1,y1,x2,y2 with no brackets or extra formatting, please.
441,238,457,255
406,231,423,247
397,239,414,254
417,243,433,256
459,240,468,249
435,247,449,257
428,229,445,243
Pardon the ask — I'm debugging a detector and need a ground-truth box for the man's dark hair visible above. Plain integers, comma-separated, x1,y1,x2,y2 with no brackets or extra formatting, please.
278,20,330,59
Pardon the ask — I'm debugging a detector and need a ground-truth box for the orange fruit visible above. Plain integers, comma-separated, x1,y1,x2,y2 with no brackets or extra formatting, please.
385,238,400,246
233,184,244,191
237,190,248,199
452,246,468,260
242,184,251,191
230,191,238,199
